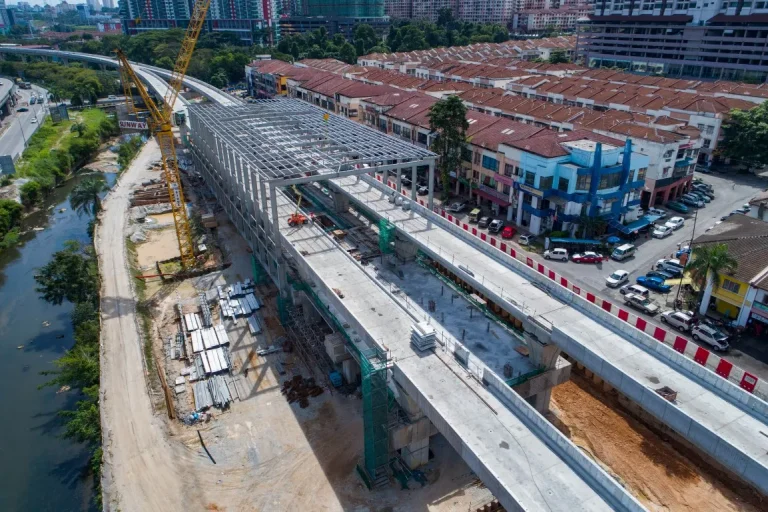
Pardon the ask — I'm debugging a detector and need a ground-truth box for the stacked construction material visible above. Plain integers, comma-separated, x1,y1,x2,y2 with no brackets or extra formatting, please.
323,332,349,363
247,316,261,335
199,293,213,328
244,293,260,311
219,298,234,318
208,375,232,408
184,312,202,331
410,321,436,352
191,326,230,353
193,380,213,410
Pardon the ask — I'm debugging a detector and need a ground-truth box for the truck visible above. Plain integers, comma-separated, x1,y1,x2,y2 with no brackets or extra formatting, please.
624,293,660,315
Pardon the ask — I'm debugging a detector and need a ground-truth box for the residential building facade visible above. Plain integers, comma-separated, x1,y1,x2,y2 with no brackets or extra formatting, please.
577,2,768,82
119,0,278,44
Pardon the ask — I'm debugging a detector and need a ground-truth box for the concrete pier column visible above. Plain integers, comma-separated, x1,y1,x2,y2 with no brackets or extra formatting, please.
396,164,402,193
410,166,417,200
332,189,349,213
427,160,435,210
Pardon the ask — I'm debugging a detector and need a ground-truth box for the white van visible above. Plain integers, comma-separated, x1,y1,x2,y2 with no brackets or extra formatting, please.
611,244,636,261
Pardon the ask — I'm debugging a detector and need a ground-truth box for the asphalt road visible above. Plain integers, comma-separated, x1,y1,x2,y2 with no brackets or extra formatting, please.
0,85,49,160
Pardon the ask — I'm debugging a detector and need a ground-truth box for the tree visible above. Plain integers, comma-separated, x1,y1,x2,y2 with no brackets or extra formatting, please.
720,103,768,172
20,180,42,207
428,96,468,200
339,42,358,65
70,122,87,137
548,50,569,64
34,240,99,306
576,214,607,238
353,23,379,56
396,25,429,52
70,177,109,218
209,69,228,89
687,244,738,314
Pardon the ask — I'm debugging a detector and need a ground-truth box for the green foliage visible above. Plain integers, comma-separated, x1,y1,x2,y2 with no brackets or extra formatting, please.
339,42,358,64
428,96,468,200
117,136,144,170
0,198,23,250
386,12,508,53
548,50,569,64
37,235,103,507
688,243,738,292
720,102,768,171
3,61,118,105
20,180,42,207
34,240,99,306
70,176,109,218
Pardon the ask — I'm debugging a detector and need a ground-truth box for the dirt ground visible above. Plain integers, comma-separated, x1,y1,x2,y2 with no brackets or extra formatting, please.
136,227,182,268
550,374,767,512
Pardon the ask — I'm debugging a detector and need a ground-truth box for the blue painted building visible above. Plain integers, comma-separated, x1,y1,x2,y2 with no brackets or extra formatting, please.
499,131,649,236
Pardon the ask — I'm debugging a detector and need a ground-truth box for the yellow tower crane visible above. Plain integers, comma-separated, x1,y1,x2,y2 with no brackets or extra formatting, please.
115,0,211,269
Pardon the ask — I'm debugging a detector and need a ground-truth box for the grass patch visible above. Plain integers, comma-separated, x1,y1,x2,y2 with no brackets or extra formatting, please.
158,259,183,275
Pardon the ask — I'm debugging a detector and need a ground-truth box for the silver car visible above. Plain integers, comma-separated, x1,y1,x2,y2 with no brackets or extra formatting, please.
692,324,730,351
660,311,694,332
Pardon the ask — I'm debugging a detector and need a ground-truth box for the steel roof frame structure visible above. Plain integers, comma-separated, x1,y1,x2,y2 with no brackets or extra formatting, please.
187,100,437,186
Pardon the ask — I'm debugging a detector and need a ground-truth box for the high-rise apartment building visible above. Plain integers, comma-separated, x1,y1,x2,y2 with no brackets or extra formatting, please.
577,0,768,81
304,0,384,16
119,0,278,44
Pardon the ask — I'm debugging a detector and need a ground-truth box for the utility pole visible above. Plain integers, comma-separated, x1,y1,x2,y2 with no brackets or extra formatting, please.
674,206,698,311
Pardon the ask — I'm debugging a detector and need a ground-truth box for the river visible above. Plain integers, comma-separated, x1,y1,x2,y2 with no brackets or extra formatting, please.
0,172,115,511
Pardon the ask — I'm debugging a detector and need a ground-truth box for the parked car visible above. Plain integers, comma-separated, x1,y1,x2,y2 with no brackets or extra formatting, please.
519,234,535,246
501,225,516,239
660,311,694,332
689,191,711,203
656,258,685,276
108,94,117,99
646,270,675,281
468,208,482,223
624,293,660,314
478,216,492,228
736,205,751,214
646,207,667,218
636,275,673,293
653,225,673,238
665,217,685,230
417,186,428,195
17,107,28,112
681,196,704,208
691,324,730,351
544,248,569,261
488,219,504,234
606,270,629,288
401,177,412,187
447,201,468,213
572,251,602,264
30,118,37,123
666,201,689,214
620,284,650,297
675,246,691,258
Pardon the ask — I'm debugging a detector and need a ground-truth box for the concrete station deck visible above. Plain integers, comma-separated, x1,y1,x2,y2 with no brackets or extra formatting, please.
265,182,633,511
330,174,768,491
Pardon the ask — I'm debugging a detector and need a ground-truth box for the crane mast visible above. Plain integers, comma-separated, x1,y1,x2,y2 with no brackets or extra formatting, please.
115,0,211,270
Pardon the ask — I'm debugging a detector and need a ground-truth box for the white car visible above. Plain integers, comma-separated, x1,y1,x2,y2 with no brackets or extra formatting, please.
519,234,535,246
543,248,569,261
660,311,694,332
30,118,37,123
692,324,730,351
647,207,666,218
620,284,650,297
652,225,673,238
665,217,685,230
606,270,629,288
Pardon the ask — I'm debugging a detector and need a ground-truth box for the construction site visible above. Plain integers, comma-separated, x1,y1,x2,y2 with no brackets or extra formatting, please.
91,88,766,510
65,5,768,506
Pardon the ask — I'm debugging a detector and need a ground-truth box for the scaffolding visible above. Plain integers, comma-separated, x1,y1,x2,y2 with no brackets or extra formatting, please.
360,345,390,488
379,218,395,254
283,303,335,389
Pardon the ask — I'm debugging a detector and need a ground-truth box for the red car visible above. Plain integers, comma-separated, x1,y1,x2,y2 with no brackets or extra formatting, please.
501,225,516,239
572,251,602,264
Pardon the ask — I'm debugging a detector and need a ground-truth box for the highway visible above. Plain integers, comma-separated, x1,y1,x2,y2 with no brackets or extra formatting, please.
0,85,48,160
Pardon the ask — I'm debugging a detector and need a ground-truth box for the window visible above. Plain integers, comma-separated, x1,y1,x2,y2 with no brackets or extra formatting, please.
393,124,401,135
599,172,622,190
576,174,592,190
502,184,511,195
402,127,411,139
524,171,535,186
474,152,481,165
482,155,499,172
637,167,647,181
504,163,515,177
722,279,740,293
462,147,473,162
417,132,428,145
703,138,712,148
539,176,554,190
557,177,570,192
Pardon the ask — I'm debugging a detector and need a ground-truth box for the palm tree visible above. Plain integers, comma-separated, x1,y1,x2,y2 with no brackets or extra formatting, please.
687,243,738,314
70,122,87,137
70,177,109,218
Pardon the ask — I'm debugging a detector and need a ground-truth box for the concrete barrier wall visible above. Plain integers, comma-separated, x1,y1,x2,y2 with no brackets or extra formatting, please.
353,175,768,407
483,370,646,511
